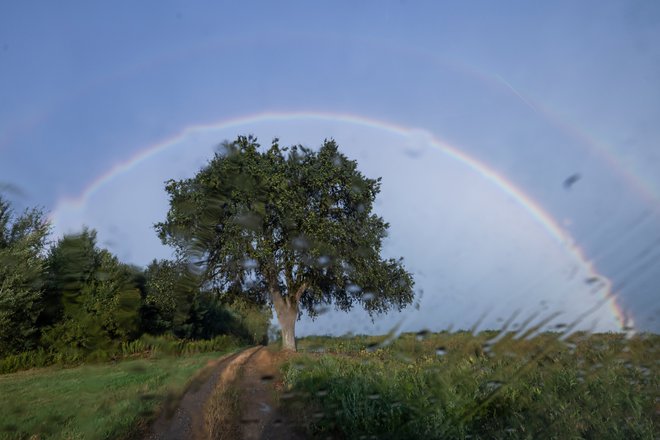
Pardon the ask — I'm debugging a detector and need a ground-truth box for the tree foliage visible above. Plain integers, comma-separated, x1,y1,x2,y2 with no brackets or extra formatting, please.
156,136,414,350
141,259,195,336
0,197,49,355
41,229,143,352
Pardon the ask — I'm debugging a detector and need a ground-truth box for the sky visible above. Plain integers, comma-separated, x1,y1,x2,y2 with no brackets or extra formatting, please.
1,1,659,334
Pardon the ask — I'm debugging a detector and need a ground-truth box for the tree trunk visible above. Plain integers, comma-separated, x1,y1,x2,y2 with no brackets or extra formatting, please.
275,302,297,351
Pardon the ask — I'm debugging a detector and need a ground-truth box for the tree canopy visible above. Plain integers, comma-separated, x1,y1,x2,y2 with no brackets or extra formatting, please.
156,136,415,350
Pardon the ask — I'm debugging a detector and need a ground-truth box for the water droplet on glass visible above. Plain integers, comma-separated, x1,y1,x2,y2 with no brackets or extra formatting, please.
233,212,262,230
436,346,447,356
366,342,379,352
292,235,309,250
242,258,258,269
415,329,430,341
313,304,330,315
347,283,361,294
485,380,504,391
361,292,375,301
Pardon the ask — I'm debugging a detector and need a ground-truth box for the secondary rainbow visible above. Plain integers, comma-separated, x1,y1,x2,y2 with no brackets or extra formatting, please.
51,111,631,330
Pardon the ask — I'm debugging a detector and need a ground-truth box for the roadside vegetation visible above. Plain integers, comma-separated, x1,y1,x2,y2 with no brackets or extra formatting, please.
0,347,239,439
0,196,270,374
281,331,659,439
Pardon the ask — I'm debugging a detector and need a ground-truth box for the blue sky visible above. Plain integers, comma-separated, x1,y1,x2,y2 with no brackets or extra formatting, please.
1,1,659,333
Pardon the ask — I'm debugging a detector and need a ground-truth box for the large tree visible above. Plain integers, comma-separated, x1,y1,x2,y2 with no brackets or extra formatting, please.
156,136,414,350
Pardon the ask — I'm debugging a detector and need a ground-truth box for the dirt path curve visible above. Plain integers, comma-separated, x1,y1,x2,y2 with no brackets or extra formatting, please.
146,346,261,440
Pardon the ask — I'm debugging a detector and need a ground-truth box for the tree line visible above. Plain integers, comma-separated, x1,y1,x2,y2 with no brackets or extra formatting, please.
0,197,270,363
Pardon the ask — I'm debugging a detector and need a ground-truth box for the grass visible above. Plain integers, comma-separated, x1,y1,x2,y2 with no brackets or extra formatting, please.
0,334,241,374
0,348,239,440
204,376,242,440
281,331,659,439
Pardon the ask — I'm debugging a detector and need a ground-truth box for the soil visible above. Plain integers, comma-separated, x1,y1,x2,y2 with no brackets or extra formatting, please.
145,346,304,440
235,347,304,440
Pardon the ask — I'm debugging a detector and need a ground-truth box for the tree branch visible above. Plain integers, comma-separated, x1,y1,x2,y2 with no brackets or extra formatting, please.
294,281,308,303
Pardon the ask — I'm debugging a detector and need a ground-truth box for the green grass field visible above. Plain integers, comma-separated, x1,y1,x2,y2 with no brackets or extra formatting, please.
0,349,237,440
281,332,659,439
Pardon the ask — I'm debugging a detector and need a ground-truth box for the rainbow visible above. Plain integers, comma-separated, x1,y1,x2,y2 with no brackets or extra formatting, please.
51,110,631,330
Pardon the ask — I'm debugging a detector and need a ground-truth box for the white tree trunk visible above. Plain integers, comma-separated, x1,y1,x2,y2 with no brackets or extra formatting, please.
276,304,297,351
271,292,298,351
270,281,306,352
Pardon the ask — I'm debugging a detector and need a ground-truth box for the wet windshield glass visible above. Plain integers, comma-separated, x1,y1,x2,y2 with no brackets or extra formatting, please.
1,3,658,439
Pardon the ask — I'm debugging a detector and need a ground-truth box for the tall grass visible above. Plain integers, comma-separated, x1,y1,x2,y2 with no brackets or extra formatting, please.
282,332,658,439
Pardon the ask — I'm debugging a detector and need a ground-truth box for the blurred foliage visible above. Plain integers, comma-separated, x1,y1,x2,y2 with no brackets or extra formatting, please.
282,332,659,439
40,229,143,353
0,195,270,373
155,136,414,349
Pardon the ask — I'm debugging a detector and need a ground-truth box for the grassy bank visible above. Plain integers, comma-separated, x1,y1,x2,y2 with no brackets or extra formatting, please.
0,348,239,439
281,332,658,439
0,334,241,375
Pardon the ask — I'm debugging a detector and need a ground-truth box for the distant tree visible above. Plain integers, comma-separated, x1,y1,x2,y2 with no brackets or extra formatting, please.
0,197,49,356
141,259,196,336
156,136,414,350
142,259,271,343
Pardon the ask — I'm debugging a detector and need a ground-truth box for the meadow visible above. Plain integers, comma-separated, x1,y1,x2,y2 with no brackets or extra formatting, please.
281,331,659,439
0,345,240,440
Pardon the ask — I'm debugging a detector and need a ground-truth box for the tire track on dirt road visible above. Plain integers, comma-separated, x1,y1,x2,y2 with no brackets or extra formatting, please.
146,346,261,440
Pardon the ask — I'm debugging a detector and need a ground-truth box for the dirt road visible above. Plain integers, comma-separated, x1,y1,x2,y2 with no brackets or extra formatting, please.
234,347,304,440
146,346,303,440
